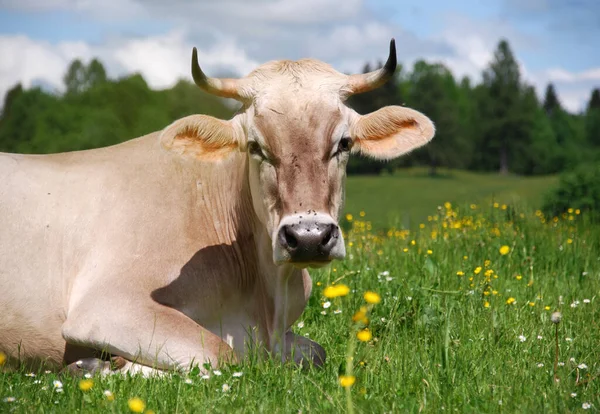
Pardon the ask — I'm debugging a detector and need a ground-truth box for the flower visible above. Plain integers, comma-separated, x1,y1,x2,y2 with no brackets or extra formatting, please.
518,335,527,342
357,329,373,342
499,245,510,255
364,291,381,304
0,352,6,366
213,370,222,376
53,380,63,389
78,379,93,391
222,383,230,392
515,275,522,280
346,214,353,222
184,378,193,384
582,403,591,410
544,306,551,310
583,299,591,304
103,390,115,401
322,301,331,309
3,397,16,403
323,284,350,298
571,393,577,398
232,372,243,378
352,308,369,324
339,375,356,388
578,363,588,370
128,397,146,413
506,297,516,305
484,301,490,308
537,363,544,368
456,271,464,276
474,266,482,274
551,312,562,324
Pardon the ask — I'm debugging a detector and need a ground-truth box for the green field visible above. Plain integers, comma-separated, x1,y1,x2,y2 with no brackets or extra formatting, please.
344,168,558,229
2,170,599,413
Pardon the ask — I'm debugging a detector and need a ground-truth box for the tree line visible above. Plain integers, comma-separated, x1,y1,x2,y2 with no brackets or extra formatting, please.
1,39,599,176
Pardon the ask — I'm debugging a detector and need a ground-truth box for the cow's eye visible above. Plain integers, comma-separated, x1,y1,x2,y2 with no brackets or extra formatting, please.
248,141,265,159
337,137,353,153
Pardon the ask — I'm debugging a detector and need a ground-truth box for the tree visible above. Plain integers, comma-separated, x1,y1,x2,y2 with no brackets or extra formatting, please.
543,83,562,116
85,58,107,87
479,39,523,174
63,59,87,95
586,88,600,148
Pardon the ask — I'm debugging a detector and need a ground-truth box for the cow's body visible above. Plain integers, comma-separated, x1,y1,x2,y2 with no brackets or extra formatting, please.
0,134,309,369
0,39,434,373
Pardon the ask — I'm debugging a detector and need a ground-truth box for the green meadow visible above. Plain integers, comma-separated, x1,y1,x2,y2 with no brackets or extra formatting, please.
2,169,599,413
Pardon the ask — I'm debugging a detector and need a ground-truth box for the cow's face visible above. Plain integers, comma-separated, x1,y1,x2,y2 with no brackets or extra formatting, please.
159,40,435,268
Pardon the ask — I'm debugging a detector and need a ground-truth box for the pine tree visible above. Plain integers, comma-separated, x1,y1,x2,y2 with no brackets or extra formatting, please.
543,83,562,116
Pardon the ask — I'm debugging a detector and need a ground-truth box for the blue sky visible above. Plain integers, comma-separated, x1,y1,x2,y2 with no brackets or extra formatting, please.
0,0,598,112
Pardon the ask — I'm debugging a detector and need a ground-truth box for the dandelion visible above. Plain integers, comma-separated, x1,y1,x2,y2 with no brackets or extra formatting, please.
78,379,93,391
0,352,6,366
499,245,510,255
357,329,373,342
551,312,562,324
456,271,464,276
518,335,527,342
484,301,490,308
515,274,522,280
222,383,230,392
364,291,381,304
339,375,356,388
529,302,535,307
323,301,331,309
544,306,551,310
582,403,591,410
323,284,350,298
103,390,115,401
474,266,482,274
506,297,516,305
426,249,433,255
232,372,243,378
352,308,368,324
128,397,146,413
346,214,353,222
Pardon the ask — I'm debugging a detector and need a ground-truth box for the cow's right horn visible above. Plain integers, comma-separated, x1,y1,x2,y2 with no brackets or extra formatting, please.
191,47,249,101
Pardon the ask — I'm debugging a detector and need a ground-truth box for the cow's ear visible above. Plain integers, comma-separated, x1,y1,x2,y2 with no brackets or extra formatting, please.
160,115,245,161
350,106,435,160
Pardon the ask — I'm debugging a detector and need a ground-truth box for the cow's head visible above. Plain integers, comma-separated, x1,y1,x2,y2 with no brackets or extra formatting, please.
160,40,435,268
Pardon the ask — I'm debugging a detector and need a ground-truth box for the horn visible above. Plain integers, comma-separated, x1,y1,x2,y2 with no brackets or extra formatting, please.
345,38,397,95
191,47,247,100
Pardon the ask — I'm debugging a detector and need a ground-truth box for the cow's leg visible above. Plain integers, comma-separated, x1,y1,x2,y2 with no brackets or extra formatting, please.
62,300,235,373
283,331,326,368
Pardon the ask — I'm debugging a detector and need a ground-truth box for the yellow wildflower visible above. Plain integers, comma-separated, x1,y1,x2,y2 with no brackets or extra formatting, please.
484,269,494,277
568,208,573,213
364,291,381,304
323,284,350,299
403,248,408,253
501,204,507,210
470,204,477,210
410,240,416,246
463,255,468,260
499,245,510,255
348,242,354,247
444,202,452,209
346,213,353,222
484,301,490,308
456,271,464,276
339,375,356,388
575,209,581,215
506,297,516,305
419,223,425,229
515,275,522,280
567,238,573,244
128,398,146,413
427,249,433,255
493,202,499,208
484,260,491,267
474,266,482,275
0,352,6,366
357,329,373,342
483,290,490,296
78,379,93,391
528,302,535,307
492,290,498,295
544,306,551,311
359,211,366,217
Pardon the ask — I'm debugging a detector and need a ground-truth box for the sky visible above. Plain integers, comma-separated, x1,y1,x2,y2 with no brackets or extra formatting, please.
0,0,598,113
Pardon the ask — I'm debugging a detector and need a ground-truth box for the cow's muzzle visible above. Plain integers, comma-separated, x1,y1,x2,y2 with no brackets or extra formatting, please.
274,213,346,267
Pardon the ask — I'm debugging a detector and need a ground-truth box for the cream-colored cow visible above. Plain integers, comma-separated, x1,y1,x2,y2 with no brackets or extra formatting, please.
0,39,434,375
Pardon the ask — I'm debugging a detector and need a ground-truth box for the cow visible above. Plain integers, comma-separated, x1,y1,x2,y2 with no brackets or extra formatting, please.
0,39,434,375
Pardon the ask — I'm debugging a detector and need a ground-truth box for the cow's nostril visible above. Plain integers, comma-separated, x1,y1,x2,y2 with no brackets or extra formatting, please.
284,226,298,249
320,224,334,247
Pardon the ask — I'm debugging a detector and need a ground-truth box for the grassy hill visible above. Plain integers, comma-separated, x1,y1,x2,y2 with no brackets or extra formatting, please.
344,168,558,229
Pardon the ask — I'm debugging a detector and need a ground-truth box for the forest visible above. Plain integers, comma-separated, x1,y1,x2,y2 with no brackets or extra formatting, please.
1,39,599,176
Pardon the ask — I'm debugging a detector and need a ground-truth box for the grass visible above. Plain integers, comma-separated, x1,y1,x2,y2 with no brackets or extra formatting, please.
2,171,599,413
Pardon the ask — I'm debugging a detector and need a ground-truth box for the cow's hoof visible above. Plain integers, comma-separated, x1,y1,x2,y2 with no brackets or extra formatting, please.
291,337,327,368
61,356,127,376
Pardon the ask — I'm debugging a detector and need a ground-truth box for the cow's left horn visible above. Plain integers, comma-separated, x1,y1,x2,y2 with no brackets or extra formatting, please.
345,38,397,96
191,47,249,101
